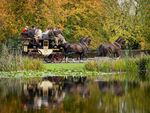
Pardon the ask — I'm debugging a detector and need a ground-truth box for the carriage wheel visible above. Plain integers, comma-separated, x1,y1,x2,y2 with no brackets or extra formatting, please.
52,53,64,63
28,50,43,58
44,55,53,63
44,52,64,63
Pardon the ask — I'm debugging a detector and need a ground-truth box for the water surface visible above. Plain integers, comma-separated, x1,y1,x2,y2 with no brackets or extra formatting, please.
0,76,150,113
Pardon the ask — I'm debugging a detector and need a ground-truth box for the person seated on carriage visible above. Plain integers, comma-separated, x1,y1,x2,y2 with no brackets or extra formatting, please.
21,25,35,38
53,27,66,46
27,25,36,38
42,27,51,39
22,26,29,33
42,28,49,35
21,26,29,38
34,27,42,43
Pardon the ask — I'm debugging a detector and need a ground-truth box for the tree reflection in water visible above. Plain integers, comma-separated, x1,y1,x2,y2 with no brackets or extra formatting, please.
0,77,150,113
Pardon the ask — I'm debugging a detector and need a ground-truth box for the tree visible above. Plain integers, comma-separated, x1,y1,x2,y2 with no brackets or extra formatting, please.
101,0,149,49
0,0,149,49
136,0,150,49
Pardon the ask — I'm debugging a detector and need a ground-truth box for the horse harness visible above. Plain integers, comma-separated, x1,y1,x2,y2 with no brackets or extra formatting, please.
112,42,121,49
79,42,88,53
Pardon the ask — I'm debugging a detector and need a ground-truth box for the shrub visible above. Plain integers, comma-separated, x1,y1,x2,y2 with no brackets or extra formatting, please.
85,61,98,71
136,56,150,81
125,58,138,73
20,57,44,71
97,60,112,72
112,59,126,72
85,56,150,75
0,45,14,71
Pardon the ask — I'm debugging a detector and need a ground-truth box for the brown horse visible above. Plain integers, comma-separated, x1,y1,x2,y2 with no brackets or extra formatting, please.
97,37,126,57
61,37,91,60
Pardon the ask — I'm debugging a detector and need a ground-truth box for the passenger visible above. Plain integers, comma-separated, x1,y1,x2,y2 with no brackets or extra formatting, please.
48,27,55,37
42,27,50,39
34,27,42,43
27,25,36,38
22,26,29,33
21,26,29,38
31,25,36,30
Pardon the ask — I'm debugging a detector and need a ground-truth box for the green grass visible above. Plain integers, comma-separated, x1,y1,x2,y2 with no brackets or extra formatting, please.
44,63,99,76
44,63,85,71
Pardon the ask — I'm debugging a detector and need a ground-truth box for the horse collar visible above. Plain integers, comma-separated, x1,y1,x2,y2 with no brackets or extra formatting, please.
83,42,88,48
113,42,121,48
79,43,87,50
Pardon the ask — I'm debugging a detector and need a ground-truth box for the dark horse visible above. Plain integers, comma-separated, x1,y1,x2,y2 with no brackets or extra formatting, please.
97,37,126,57
61,37,91,60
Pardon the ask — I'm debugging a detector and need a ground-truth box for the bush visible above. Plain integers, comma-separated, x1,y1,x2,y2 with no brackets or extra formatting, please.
97,60,112,72
84,61,98,71
136,56,150,81
85,56,150,75
112,59,126,72
85,59,127,73
0,45,14,71
20,57,44,71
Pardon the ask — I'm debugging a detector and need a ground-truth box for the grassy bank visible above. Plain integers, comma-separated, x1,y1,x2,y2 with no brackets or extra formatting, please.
85,56,150,81
0,44,150,82
0,45,44,71
85,56,150,72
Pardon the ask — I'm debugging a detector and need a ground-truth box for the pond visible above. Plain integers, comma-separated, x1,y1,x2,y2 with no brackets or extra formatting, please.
0,76,150,113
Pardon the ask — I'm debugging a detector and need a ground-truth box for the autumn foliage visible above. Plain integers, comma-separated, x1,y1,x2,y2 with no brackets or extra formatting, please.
0,0,149,49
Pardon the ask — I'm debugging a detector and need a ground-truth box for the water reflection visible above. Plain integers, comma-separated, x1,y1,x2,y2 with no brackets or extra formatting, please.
0,76,150,113
22,76,89,110
97,81,139,96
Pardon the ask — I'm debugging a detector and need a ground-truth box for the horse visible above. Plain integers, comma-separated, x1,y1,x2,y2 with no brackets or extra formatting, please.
61,37,91,61
42,29,66,47
97,37,126,57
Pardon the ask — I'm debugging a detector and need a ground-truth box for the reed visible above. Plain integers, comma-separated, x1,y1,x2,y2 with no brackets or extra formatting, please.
85,56,150,75
0,45,44,71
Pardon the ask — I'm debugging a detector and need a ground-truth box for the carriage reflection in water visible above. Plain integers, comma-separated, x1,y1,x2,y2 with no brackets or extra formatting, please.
22,76,89,110
21,36,64,63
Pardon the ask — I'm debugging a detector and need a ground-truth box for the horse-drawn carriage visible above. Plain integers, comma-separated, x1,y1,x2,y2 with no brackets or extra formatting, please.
21,27,92,62
21,37,64,63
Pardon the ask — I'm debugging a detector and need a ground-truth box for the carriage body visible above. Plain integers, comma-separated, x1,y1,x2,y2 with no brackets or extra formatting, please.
21,37,64,63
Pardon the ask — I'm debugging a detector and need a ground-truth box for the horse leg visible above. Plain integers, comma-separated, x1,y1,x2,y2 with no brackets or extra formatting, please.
80,54,82,60
76,53,81,61
104,49,109,57
115,50,121,59
80,53,84,61
98,45,104,57
65,55,69,63
76,55,79,60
